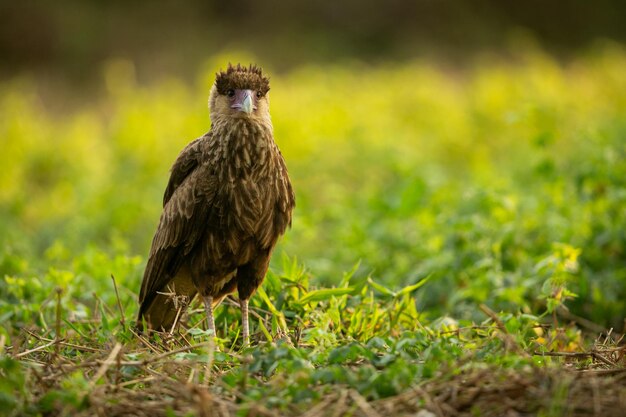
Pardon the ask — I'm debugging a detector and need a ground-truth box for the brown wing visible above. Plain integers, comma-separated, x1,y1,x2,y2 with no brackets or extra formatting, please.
274,152,296,234
138,140,216,321
163,137,204,206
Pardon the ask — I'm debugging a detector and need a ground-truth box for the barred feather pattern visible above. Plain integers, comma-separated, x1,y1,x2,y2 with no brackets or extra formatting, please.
138,113,295,329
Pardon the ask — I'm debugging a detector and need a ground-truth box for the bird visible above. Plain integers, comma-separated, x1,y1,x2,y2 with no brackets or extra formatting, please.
137,63,295,344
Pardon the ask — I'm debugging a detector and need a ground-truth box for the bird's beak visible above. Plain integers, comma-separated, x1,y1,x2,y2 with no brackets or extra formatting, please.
231,89,255,114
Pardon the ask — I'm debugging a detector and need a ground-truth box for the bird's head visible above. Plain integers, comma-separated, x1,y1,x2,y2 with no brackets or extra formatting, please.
209,63,271,123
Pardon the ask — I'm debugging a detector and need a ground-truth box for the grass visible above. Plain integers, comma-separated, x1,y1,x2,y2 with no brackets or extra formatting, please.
1,43,626,416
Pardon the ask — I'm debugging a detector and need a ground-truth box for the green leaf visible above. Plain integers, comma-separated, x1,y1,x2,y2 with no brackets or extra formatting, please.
396,275,431,296
257,286,288,332
367,278,396,297
257,319,273,342
294,287,355,305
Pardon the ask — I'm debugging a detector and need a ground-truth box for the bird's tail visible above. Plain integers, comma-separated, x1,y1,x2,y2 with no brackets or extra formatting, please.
137,267,197,332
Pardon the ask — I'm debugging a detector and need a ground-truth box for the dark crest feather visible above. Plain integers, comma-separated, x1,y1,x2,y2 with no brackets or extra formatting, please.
215,63,270,95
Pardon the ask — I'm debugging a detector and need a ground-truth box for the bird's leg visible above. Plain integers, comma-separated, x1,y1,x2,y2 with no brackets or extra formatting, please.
240,298,250,346
203,295,216,336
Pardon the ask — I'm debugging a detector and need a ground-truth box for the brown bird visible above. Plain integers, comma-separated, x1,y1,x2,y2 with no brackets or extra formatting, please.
137,64,295,344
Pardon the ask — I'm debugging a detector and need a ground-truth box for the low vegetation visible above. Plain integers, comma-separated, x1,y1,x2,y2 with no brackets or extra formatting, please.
1,44,625,415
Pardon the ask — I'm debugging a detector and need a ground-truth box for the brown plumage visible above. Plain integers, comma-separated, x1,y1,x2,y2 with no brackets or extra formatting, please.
137,64,295,343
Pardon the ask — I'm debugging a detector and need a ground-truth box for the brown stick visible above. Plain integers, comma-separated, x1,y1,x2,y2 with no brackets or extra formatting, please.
349,390,381,417
89,342,123,389
15,340,58,358
111,274,126,331
479,303,530,357
55,287,63,354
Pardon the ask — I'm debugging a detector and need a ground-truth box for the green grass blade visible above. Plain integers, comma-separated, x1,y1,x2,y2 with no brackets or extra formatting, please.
295,287,355,305
396,275,431,297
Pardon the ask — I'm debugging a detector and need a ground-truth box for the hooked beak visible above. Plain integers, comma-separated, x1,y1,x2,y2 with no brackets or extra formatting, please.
230,89,255,114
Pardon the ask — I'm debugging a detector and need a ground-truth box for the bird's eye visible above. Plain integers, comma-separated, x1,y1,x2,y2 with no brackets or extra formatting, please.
256,91,263,98
226,89,235,98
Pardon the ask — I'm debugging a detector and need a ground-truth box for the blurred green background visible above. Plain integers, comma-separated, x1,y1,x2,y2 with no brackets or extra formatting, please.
1,1,625,328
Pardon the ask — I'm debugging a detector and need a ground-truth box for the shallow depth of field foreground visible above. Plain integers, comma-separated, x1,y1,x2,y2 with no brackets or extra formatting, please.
1,46,626,416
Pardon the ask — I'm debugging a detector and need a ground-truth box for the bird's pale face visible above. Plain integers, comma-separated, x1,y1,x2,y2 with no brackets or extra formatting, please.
209,86,270,122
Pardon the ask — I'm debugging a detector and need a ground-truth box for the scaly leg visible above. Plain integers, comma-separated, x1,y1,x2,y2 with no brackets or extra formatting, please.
203,295,216,336
240,298,250,346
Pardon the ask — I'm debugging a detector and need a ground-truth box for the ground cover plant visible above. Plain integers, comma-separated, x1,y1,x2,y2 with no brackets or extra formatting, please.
1,45,626,416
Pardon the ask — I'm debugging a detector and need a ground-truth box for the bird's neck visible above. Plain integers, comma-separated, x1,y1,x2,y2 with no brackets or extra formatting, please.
210,117,278,176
